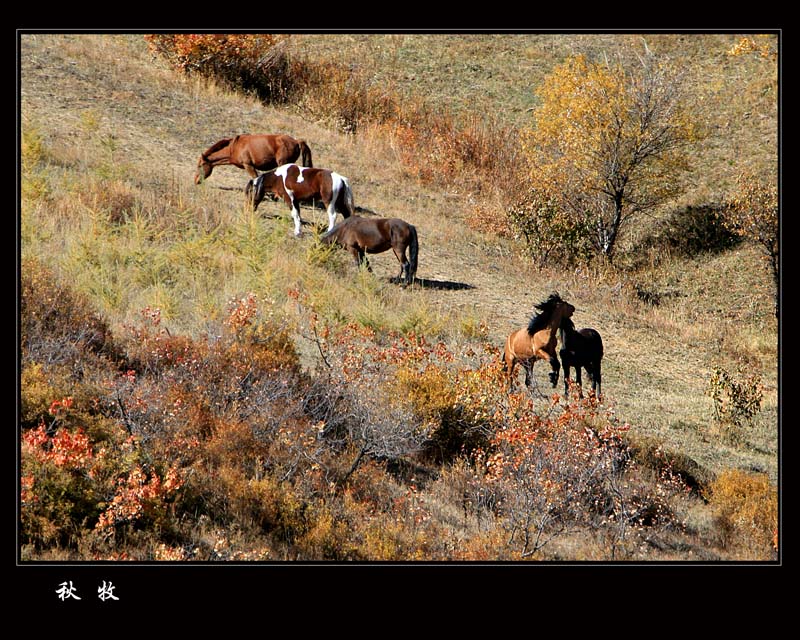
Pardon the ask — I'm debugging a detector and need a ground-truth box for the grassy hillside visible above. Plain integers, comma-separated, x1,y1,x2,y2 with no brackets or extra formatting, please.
19,33,779,562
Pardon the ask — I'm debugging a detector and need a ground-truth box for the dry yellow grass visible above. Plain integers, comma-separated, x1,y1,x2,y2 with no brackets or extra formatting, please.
20,33,779,537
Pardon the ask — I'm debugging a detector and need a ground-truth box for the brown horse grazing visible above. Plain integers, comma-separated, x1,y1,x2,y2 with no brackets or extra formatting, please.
194,134,313,184
503,293,575,391
559,316,604,398
245,164,354,236
322,216,418,285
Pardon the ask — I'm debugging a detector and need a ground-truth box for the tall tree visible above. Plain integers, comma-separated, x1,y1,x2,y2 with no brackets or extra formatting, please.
521,50,701,261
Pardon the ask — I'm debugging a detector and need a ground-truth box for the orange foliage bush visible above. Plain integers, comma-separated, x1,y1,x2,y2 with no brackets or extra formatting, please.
707,469,778,559
475,395,689,559
145,34,295,102
21,416,183,550
20,277,703,561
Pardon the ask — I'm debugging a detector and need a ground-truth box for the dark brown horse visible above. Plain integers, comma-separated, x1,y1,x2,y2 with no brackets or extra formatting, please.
322,216,418,285
559,316,604,398
194,134,313,184
245,164,354,235
503,293,575,391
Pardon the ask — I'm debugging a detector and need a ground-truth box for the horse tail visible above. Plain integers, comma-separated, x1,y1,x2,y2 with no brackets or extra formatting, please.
298,139,313,168
338,175,355,218
407,224,418,282
502,334,515,383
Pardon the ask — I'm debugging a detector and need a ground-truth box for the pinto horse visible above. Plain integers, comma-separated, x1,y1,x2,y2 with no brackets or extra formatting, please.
559,316,604,398
503,293,575,391
245,164,355,236
323,216,418,285
194,134,313,184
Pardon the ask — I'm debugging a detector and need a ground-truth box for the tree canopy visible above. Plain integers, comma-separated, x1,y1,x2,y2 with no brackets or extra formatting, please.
520,51,701,261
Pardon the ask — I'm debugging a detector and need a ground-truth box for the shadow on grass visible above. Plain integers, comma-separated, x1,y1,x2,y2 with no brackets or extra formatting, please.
387,277,474,291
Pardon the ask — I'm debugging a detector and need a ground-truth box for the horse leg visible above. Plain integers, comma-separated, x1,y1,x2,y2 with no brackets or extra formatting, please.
245,178,260,211
506,360,516,391
290,200,303,236
502,344,516,391
548,356,560,388
350,247,370,272
348,247,362,268
574,365,584,398
393,246,410,284
534,346,559,388
590,363,601,398
561,358,571,396
326,200,337,233
522,360,535,390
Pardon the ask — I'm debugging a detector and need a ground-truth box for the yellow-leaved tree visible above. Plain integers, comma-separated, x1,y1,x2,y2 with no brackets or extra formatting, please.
723,169,779,316
520,49,701,262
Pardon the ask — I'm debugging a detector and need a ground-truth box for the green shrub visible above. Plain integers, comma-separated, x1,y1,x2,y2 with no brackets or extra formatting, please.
396,361,498,463
506,186,594,267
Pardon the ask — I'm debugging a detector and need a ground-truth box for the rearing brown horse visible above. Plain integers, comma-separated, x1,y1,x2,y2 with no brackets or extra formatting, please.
503,293,575,391
194,133,313,184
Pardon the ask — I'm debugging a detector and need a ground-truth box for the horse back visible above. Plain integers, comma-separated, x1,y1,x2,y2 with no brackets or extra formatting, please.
363,219,396,253
284,166,328,199
233,134,302,170
579,328,604,357
326,216,387,251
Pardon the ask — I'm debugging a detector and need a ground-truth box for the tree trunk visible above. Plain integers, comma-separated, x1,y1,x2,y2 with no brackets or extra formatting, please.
598,192,624,260
339,446,367,486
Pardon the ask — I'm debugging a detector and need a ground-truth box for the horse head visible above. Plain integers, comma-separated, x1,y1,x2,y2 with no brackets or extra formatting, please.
543,293,574,320
194,155,213,184
528,293,575,335
558,298,575,321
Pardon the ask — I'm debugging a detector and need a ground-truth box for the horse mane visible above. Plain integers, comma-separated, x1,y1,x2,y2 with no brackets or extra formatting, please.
202,137,232,159
526,292,565,335
559,316,576,331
